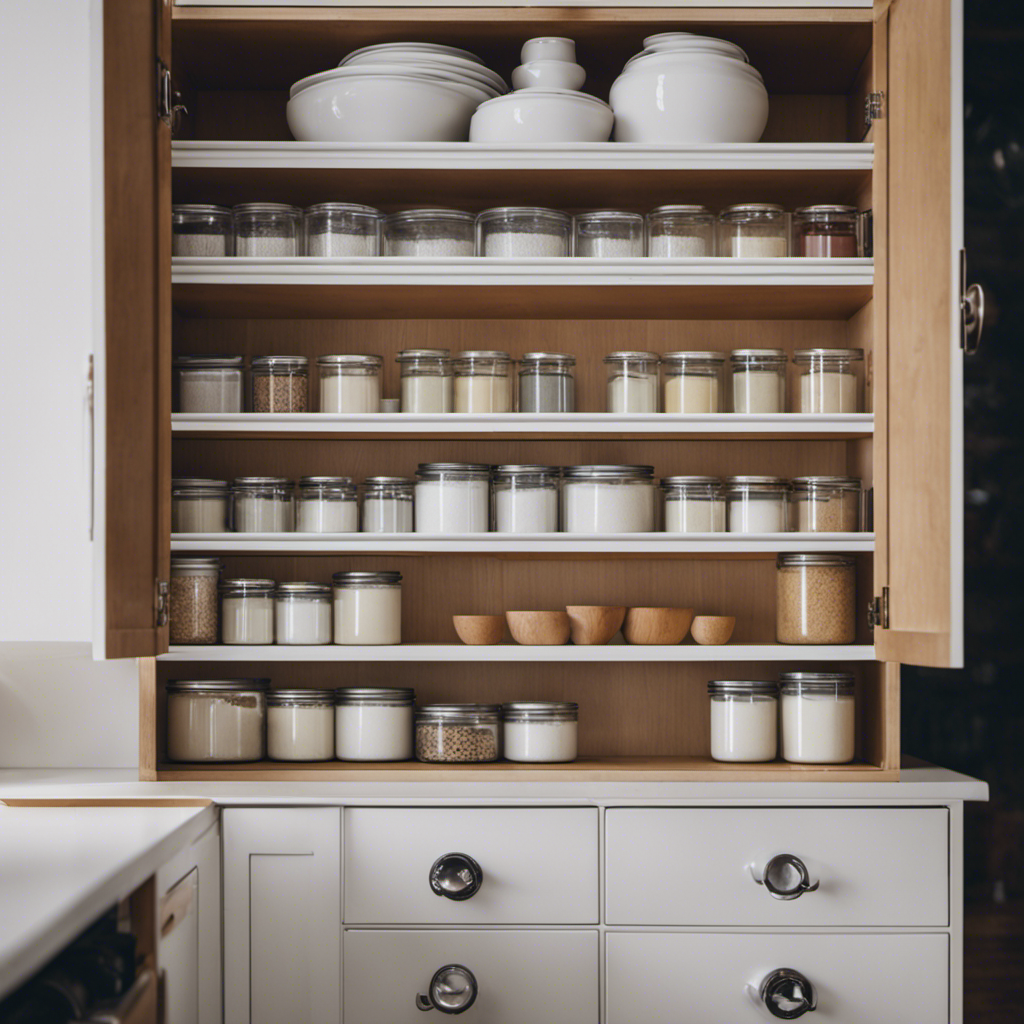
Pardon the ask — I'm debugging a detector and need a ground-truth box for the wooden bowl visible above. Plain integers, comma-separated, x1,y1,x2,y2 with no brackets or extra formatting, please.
566,605,626,645
622,607,694,645
453,615,507,646
690,615,736,646
505,610,571,646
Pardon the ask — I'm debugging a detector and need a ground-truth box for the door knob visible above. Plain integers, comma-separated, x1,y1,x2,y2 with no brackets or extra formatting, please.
750,854,820,900
757,967,817,1018
429,853,483,900
416,964,478,1014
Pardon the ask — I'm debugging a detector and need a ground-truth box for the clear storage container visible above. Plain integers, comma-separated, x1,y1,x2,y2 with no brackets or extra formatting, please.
172,204,233,257
604,351,660,413
397,349,453,413
303,202,382,257
708,680,778,762
385,209,475,257
166,679,268,762
233,202,302,257
362,477,415,533
789,476,862,533
267,689,335,761
415,704,502,763
730,349,788,413
220,578,276,645
646,205,715,258
251,356,309,413
776,553,857,644
492,465,560,533
662,351,726,413
518,352,576,413
502,702,578,762
477,207,571,257
779,672,856,763
562,465,656,534
169,557,221,645
793,205,861,258
173,355,244,413
171,478,229,534
295,476,358,533
332,570,403,645
275,582,332,645
453,351,514,413
794,347,864,413
317,354,382,413
415,463,491,533
232,477,294,532
718,203,789,258
726,476,790,533
573,212,644,258
335,687,415,761
661,476,725,533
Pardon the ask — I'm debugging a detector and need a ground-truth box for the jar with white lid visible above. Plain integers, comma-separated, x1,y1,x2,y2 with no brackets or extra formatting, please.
171,478,229,533
296,476,358,533
166,679,268,762
332,570,402,645
415,704,502,763
708,680,778,762
493,465,560,533
604,351,660,413
415,463,491,532
275,582,332,645
385,209,475,257
317,354,382,413
662,351,726,413
518,352,576,413
335,687,415,761
251,356,309,413
303,202,382,257
718,203,789,258
726,476,790,533
730,349,787,413
776,553,857,644
397,349,453,413
267,689,335,761
780,672,856,763
646,205,715,258
232,477,294,532
477,207,571,258
661,476,725,533
453,351,514,413
362,477,415,533
220,579,276,644
794,348,864,413
503,702,578,762
793,205,861,258
173,355,244,413
169,557,221,645
563,465,656,533
573,212,644,258
172,204,233,257
789,476,862,533
233,202,302,257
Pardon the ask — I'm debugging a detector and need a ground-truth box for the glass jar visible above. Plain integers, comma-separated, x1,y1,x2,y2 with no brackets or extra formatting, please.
233,202,302,257
573,212,644,258
776,553,857,644
708,680,778,762
220,578,276,645
267,689,335,761
169,557,221,645
477,207,571,257
166,679,268,762
646,205,715,258
397,349,453,413
303,202,382,258
275,582,332,645
726,476,790,533
794,348,864,413
780,672,856,763
295,476,358,533
492,465,560,533
232,477,294,532
332,570,402,645
730,349,787,414
718,203,789,258
793,205,861,258
317,354,383,414
415,704,502,763
335,687,415,761
604,351,660,413
415,463,491,533
661,476,725,533
171,478,229,533
362,477,415,533
518,352,576,413
384,209,475,257
173,355,244,413
171,204,233,257
662,351,726,413
452,351,514,413
562,465,656,534
502,702,578,762
251,356,309,413
789,476,862,533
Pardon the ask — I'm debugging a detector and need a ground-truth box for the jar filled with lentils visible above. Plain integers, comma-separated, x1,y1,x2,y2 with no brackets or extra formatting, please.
251,356,309,413
415,704,502,763
169,557,221,645
776,553,857,644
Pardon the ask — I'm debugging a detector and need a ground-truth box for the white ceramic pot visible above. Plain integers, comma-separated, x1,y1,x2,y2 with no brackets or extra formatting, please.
512,59,586,92
521,36,576,64
469,89,613,143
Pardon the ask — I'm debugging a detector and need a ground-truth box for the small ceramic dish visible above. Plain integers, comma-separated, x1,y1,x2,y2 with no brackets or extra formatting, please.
512,59,586,92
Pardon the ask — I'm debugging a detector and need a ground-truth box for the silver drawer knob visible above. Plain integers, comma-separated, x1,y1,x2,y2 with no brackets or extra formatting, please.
430,853,483,901
416,964,478,1014
759,968,817,1018
751,854,819,900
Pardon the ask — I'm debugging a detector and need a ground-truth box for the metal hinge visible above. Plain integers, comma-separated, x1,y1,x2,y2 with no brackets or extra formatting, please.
155,580,170,628
867,586,890,630
865,91,885,128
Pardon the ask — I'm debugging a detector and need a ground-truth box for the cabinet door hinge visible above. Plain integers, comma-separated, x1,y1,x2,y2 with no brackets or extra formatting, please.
864,91,885,128
868,586,890,630
155,579,170,628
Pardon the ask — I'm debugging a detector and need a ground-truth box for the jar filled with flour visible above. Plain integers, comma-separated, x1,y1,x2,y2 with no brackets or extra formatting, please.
233,202,302,257
476,207,571,257
173,355,244,413
730,349,788,413
779,672,856,763
335,687,415,761
166,679,268,762
492,465,560,533
605,351,660,413
718,204,789,258
317,354,382,414
362,477,415,533
415,463,491,533
725,476,790,533
172,478,230,533
232,477,294,532
303,202,382,257
296,476,358,533
503,702,578,763
708,680,778,762
396,349,453,413
275,582,332,645
518,352,576,413
453,351,514,413
267,689,336,761
332,570,402,645
661,476,726,533
384,209,475,257
646,205,715,258
662,351,726,413
220,578,276,644
573,212,644,258
172,204,233,257
794,348,864,413
562,465,656,533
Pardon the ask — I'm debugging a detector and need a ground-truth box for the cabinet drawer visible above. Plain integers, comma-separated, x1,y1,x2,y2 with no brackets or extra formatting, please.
606,932,948,1024
344,807,598,923
344,930,598,1024
606,807,948,926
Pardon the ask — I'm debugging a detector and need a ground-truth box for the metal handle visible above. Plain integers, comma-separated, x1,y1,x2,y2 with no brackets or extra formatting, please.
429,853,483,901
416,964,478,1014
750,854,819,900
757,968,817,1019
960,248,985,354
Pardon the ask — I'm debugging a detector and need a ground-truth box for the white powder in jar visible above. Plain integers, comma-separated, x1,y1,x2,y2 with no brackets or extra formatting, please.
481,231,568,257
235,235,299,258
307,231,377,258
454,374,513,413
665,496,725,533
336,703,413,761
664,374,719,413
333,586,402,645
319,373,380,414
179,370,242,413
388,237,474,257
172,497,227,533
726,235,788,258
732,370,785,413
402,374,453,413
781,693,855,763
563,481,655,533
503,720,577,762
799,371,859,413
166,690,265,762
495,487,558,533
173,234,229,258
649,234,710,258
275,598,332,645
362,497,414,533
607,373,658,413
267,704,335,760
710,697,777,761
234,496,293,532
296,498,358,533
575,236,642,258
728,497,787,533
415,479,490,533
221,596,275,644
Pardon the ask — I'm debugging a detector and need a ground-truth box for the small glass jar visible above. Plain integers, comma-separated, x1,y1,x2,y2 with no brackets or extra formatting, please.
415,704,502,763
718,204,789,258
604,351,660,413
415,463,491,533
169,557,221,645
726,476,790,533
492,465,560,533
220,578,276,645
335,687,415,761
267,689,336,761
573,212,644,258
385,209,475,257
295,476,358,533
502,702,578,762
173,355,244,413
562,465,656,534
708,680,778,762
661,476,725,533
275,582,332,645
793,205,861,258
453,351,514,413
397,349,453,413
730,349,787,414
362,477,415,533
789,476,862,533
317,354,382,414
251,356,309,413
233,202,302,257
646,205,715,258
518,352,576,413
794,348,864,414
477,207,571,258
172,204,233,257
661,351,726,413
780,672,856,763
332,570,402,645
776,553,857,644
232,477,294,532
171,478,230,533
166,679,268,762
304,202,382,257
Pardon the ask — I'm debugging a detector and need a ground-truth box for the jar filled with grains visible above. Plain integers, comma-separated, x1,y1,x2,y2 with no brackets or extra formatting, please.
362,477,415,533
172,204,233,257
477,207,572,258
662,351,726,413
730,349,788,414
332,570,403,645
726,476,790,533
415,704,502,763
220,578,276,645
397,349,453,414
384,209,475,257
166,679,268,762
317,354,383,414
251,356,309,413
267,689,336,761
776,553,857,644
336,687,415,761
232,477,294,532
793,205,861,258
562,465,656,534
646,205,715,258
172,478,230,534
779,672,856,764
173,355,244,413
518,352,576,413
233,202,302,257
169,557,221,645
453,351,514,413
303,202,382,257
661,476,726,533
605,351,660,413
794,348,864,414
573,211,645,258
275,583,332,645
295,476,358,533
789,476,862,533
493,465,560,533
718,204,789,258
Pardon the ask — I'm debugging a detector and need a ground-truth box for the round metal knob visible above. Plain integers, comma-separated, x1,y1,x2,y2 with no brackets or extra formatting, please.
759,968,817,1019
415,964,478,1014
752,854,820,900
429,853,483,901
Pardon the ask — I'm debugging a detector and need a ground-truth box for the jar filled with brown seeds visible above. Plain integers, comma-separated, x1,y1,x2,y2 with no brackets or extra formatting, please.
776,553,856,644
169,557,221,644
251,355,308,413
415,704,502,762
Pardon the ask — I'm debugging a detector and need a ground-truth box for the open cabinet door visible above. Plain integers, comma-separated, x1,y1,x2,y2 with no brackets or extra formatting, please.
95,0,171,658
875,0,964,668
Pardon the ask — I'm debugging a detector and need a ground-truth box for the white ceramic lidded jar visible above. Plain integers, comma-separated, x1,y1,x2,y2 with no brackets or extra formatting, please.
332,570,402,645
779,671,856,764
220,578,276,645
267,688,336,761
604,351,660,413
397,349,453,413
452,351,515,413
730,348,788,414
562,465,656,534
477,207,572,257
166,679,268,763
274,582,332,645
173,355,244,413
317,354,383,413
335,686,415,761
708,680,778,763
573,211,645,258
503,702,578,763
171,478,230,533
661,351,726,413
415,463,491,533
646,205,715,258
661,476,726,533
492,465,560,533
794,347,864,414
232,477,294,532
361,476,415,533
718,203,789,258
295,476,358,533
725,476,790,533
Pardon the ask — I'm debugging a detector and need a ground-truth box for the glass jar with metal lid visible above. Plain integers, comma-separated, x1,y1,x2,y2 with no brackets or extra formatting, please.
336,687,415,761
452,350,514,413
303,202,382,257
661,476,725,533
730,348,788,414
718,203,789,258
779,672,856,763
267,689,336,761
708,680,778,762
646,205,715,258
476,207,572,258
776,554,857,644
171,478,229,534
384,208,475,257
794,347,864,413
275,582,332,645
492,465,560,533
518,352,576,413
171,204,233,257
562,465,656,533
332,570,403,645
232,477,294,532
220,579,276,645
233,202,302,257
415,704,502,763
415,463,491,533
789,476,862,533
604,351,660,413
295,476,358,533
725,476,790,533
317,354,383,413
166,679,268,762
793,205,861,258
251,355,308,413
397,349,453,413
503,702,578,762
362,477,415,533
573,211,644,258
169,557,221,645
173,355,244,413
662,351,726,413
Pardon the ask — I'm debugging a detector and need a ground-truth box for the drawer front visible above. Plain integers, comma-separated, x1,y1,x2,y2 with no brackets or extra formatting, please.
606,807,948,926
344,930,598,1024
344,807,598,923
606,932,949,1024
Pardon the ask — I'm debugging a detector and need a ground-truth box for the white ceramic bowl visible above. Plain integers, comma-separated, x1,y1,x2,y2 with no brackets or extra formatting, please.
341,42,485,66
520,36,576,64
512,59,586,91
341,49,508,93
642,31,750,62
290,66,499,106
470,89,613,143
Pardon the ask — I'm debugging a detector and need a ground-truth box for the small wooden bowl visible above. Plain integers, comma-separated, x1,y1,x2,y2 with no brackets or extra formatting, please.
506,610,571,646
453,615,507,646
622,607,694,645
690,615,736,645
566,605,626,645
